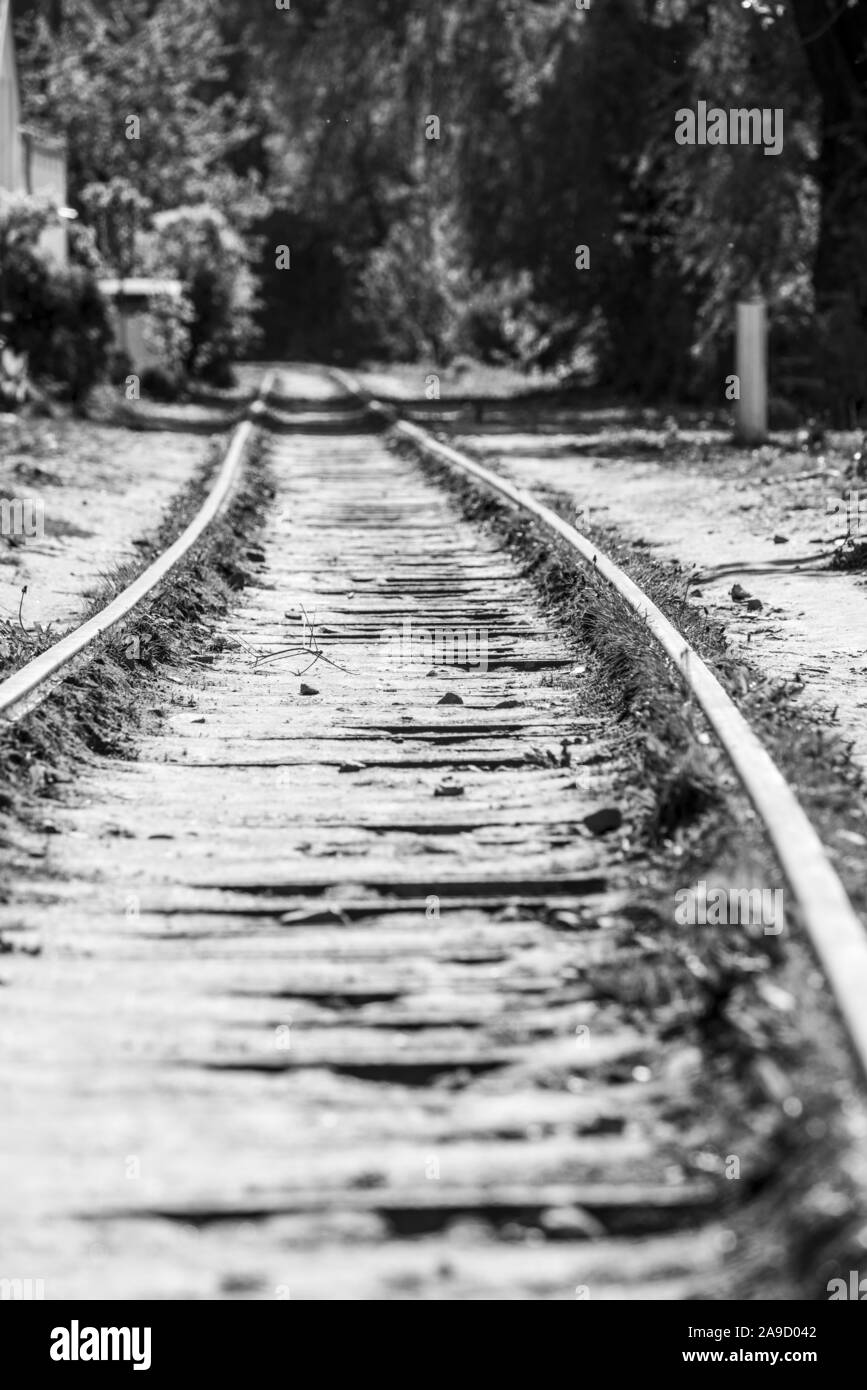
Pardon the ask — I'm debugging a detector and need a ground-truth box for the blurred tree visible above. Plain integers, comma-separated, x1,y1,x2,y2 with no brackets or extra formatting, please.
789,0,867,420
14,0,266,231
11,0,864,412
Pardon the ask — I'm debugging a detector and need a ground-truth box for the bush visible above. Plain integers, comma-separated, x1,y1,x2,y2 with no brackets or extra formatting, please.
0,192,112,408
356,207,467,362
357,211,549,367
457,272,549,365
32,268,113,409
0,340,29,409
80,178,151,278
143,206,259,383
68,219,107,275
141,292,194,396
140,366,182,403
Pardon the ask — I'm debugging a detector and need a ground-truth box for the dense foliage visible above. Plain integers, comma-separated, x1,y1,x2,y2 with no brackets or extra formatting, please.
11,0,867,415
141,207,260,385
0,192,112,407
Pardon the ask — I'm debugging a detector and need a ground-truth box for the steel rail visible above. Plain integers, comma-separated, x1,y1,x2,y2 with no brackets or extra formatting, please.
329,366,867,1082
0,373,277,722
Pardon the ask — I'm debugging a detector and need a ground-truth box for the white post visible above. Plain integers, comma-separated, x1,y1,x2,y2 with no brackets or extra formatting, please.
735,296,767,444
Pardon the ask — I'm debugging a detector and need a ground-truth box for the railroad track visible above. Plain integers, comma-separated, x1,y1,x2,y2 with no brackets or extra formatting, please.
0,366,865,1299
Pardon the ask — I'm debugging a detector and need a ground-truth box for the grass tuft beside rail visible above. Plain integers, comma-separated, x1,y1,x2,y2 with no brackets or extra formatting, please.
0,438,273,824
392,424,867,1302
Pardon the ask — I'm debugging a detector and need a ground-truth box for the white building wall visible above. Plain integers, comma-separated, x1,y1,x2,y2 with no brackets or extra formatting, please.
0,3,69,264
0,0,25,193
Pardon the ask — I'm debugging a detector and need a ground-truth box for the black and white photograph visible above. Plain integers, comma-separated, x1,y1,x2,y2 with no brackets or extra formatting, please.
2,0,867,1340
